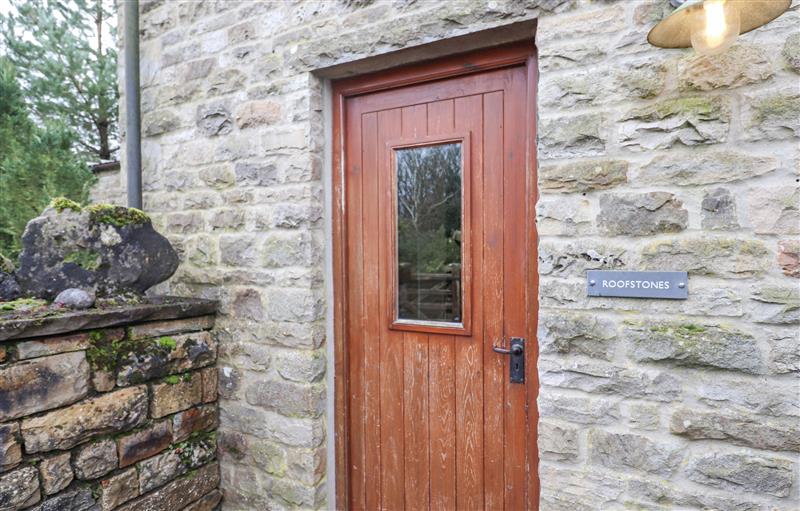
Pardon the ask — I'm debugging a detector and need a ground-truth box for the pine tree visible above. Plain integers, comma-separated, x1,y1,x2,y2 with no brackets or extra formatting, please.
0,58,93,258
0,0,118,160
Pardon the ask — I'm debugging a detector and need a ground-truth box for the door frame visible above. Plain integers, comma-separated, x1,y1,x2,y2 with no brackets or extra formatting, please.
331,40,539,510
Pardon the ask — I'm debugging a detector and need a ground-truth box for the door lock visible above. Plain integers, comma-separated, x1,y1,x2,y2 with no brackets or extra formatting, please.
492,337,525,384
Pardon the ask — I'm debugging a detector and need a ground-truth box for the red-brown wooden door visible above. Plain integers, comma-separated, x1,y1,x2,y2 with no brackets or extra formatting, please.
334,44,538,511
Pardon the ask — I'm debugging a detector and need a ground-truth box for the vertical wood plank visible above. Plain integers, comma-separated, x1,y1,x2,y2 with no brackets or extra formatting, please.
400,104,431,511
361,111,382,510
426,99,457,511
503,67,528,511
481,90,506,511
347,107,367,511
453,94,484,510
378,108,405,511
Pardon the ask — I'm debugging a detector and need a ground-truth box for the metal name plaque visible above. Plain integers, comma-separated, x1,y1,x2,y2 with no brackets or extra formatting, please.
587,271,688,300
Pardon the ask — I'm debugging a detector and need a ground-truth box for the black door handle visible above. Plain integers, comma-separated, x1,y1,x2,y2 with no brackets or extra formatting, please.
492,337,525,384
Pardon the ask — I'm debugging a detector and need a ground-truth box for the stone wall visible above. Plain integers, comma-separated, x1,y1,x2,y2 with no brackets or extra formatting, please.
103,0,800,509
0,299,221,510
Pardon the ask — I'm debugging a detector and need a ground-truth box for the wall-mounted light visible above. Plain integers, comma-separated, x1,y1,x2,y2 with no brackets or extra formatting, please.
648,0,791,56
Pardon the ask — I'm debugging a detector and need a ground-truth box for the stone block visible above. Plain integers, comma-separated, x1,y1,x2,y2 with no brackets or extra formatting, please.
618,97,729,151
538,4,625,40
538,421,578,461
747,186,799,235
0,351,90,421
196,103,232,137
538,393,619,425
626,322,764,374
137,434,215,494
184,490,222,511
687,452,794,497
270,202,322,229
234,162,280,187
275,349,325,383
745,89,800,140
230,288,264,321
143,110,180,137
538,312,617,361
262,231,320,268
173,404,218,442
538,39,606,72
635,150,778,187
200,366,218,403
539,113,605,160
235,100,281,129
768,331,800,374
21,386,148,453
198,165,235,189
671,408,800,452
266,288,324,323
0,466,40,510
39,452,72,495
539,241,630,278
118,420,173,468
678,44,773,91
540,359,681,402
701,188,738,230
28,487,96,511
97,468,139,510
777,239,800,278
641,237,770,278
0,423,21,472
597,192,687,236
116,331,217,386
696,375,799,418
783,32,800,72
73,438,117,480
116,461,219,511
15,328,123,360
209,209,245,231
219,235,259,266
536,197,593,236
219,402,325,448
539,159,627,193
245,379,325,418
627,403,660,431
749,285,799,325
151,374,204,418
588,429,684,477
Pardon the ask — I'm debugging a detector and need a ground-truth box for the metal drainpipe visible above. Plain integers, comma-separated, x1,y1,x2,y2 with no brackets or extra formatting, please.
124,0,142,209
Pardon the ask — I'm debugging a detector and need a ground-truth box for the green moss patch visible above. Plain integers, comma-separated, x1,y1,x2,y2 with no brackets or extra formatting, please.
0,298,48,311
85,204,150,227
63,250,101,271
49,197,82,213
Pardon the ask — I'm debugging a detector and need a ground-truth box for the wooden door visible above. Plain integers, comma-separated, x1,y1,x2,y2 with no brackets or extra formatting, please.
333,43,538,511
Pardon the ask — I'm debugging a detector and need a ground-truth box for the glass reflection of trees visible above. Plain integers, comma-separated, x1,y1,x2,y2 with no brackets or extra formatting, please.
396,143,462,323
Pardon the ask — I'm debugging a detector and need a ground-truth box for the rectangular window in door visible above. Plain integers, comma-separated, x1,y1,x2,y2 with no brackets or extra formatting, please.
388,133,472,336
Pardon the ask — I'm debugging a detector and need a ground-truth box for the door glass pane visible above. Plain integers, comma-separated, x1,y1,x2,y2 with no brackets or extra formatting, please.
396,143,462,323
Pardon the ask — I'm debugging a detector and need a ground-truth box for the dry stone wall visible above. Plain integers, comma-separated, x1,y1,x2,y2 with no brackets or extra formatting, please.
103,0,800,509
0,303,221,511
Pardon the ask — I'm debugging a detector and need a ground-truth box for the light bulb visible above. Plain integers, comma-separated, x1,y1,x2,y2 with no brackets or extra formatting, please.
690,0,740,56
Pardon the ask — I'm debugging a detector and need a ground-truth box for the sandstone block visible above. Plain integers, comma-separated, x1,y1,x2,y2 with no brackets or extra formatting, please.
198,166,235,189
220,402,325,448
536,197,592,236
539,39,606,72
777,239,800,278
0,466,40,510
618,97,729,151
626,322,763,374
143,110,180,137
137,435,215,494
783,32,800,72
636,150,778,187
588,429,684,477
768,331,800,374
538,312,617,361
219,235,259,266
679,44,773,91
641,237,770,278
687,452,794,497
184,490,222,511
747,186,799,235
671,408,800,452
539,241,630,278
745,89,800,140
21,386,148,453
235,100,281,129
538,4,625,40
234,162,280,187
28,487,95,511
245,379,325,418
118,420,173,468
696,376,799,418
97,468,139,510
597,192,687,236
127,316,215,340
275,349,325,383
701,188,738,230
39,452,72,495
266,288,324,323
270,202,322,229
117,461,219,511
209,209,245,231
539,113,605,159
173,404,218,442
539,159,627,193
200,366,218,403
538,393,619,425
92,370,115,393
749,285,799,324
16,329,124,360
0,423,21,473
116,331,217,386
230,288,264,321
262,231,320,268
0,352,89,422
73,438,118,480
538,421,578,461
627,403,660,431
151,374,203,418
196,103,232,137
540,359,681,402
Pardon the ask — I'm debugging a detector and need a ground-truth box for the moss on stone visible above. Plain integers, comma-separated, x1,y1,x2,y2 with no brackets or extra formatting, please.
0,298,47,311
626,97,723,122
85,204,150,227
86,330,126,372
63,250,101,271
752,94,800,122
49,197,82,213
157,336,177,350
163,375,181,385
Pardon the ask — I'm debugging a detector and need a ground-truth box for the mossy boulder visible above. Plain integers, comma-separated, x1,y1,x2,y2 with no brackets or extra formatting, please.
14,201,179,300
